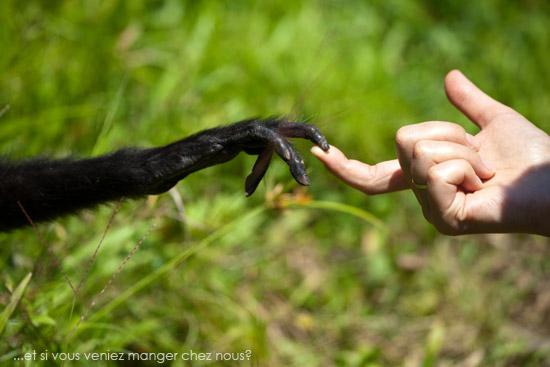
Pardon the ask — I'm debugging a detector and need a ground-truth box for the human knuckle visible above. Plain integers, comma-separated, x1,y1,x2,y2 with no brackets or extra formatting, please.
427,166,444,183
339,159,354,174
412,140,432,158
447,123,465,135
456,160,470,172
395,126,414,147
452,126,468,142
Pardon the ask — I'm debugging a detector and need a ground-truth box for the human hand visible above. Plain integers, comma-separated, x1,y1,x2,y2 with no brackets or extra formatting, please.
312,70,550,235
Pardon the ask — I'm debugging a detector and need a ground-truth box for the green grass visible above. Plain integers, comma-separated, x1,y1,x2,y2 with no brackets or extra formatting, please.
1,0,549,366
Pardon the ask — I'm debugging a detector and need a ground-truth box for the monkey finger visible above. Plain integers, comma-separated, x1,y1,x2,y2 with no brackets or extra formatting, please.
276,122,330,151
263,129,310,186
245,148,274,196
284,144,310,186
242,145,264,155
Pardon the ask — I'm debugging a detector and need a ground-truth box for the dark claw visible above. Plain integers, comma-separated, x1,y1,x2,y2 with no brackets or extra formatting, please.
262,128,310,187
245,148,273,196
288,152,310,186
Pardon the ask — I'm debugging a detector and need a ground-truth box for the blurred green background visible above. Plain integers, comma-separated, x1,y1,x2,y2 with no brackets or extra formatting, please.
1,1,549,366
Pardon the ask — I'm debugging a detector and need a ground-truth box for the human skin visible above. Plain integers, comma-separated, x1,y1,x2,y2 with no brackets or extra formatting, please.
312,70,550,236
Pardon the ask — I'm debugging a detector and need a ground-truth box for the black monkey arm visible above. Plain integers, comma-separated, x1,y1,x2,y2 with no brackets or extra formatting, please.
0,118,329,231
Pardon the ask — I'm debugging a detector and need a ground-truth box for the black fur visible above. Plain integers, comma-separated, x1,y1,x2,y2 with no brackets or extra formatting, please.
0,118,329,231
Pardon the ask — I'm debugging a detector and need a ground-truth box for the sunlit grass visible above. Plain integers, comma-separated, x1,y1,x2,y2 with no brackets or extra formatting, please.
1,0,549,366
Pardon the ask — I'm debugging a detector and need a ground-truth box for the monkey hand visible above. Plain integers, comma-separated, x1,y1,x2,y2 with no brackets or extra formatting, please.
224,118,330,195
140,118,330,196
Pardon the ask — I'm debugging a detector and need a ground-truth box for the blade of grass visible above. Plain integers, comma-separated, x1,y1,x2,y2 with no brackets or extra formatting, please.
71,206,266,337
68,199,122,323
77,200,380,334
66,222,156,344
0,272,32,335
284,199,387,232
92,76,127,156
0,104,10,119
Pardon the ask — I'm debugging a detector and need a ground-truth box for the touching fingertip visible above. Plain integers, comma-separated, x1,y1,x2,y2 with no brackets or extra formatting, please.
310,146,325,156
446,69,463,80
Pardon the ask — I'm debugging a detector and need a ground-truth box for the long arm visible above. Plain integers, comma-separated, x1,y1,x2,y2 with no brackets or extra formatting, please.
0,118,328,231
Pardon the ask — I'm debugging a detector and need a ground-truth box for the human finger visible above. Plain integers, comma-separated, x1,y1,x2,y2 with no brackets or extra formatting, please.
444,69,517,129
396,121,479,173
311,145,407,194
410,140,494,185
425,159,483,234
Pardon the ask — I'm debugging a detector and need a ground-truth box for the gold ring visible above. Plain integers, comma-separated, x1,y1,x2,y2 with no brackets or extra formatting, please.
411,178,428,190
